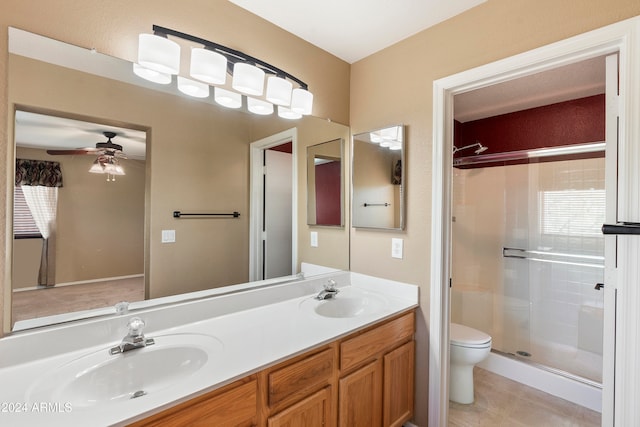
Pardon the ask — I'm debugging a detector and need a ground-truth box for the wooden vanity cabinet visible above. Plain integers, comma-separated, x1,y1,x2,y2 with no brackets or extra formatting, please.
128,310,415,427
339,312,415,427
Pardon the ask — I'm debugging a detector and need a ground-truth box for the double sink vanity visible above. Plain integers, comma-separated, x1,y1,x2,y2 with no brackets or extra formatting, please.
0,270,418,426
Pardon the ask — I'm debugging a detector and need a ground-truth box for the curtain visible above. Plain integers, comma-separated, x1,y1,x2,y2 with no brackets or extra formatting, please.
16,159,63,286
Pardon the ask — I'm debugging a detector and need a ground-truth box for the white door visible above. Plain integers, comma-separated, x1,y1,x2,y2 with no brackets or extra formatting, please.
263,149,293,279
248,128,298,282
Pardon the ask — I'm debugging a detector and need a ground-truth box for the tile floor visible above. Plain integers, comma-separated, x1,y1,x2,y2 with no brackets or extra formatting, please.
448,367,601,426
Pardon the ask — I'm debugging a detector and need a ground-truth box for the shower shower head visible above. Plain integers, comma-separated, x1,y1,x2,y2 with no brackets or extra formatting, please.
453,141,488,155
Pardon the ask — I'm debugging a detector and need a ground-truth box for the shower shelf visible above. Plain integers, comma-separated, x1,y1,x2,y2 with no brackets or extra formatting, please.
502,247,604,268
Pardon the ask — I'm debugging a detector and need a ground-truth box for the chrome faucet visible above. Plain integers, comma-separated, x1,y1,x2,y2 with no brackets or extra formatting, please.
316,279,339,300
109,317,155,355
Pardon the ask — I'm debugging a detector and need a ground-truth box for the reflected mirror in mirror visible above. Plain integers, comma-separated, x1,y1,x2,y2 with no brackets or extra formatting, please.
352,125,405,230
6,28,350,333
307,138,343,226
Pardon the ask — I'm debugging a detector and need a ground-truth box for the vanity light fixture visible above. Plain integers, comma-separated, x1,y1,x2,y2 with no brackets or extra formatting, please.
132,63,172,84
137,34,181,75
177,76,210,98
190,47,227,85
278,106,302,120
369,126,403,150
232,62,265,96
247,97,274,115
266,75,293,106
135,25,313,117
214,87,242,109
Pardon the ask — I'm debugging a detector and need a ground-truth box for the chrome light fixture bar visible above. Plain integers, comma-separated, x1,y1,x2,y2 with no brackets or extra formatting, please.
135,25,313,117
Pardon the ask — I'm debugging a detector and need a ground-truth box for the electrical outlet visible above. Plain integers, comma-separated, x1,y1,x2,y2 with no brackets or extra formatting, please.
391,238,403,259
310,231,318,247
161,229,176,243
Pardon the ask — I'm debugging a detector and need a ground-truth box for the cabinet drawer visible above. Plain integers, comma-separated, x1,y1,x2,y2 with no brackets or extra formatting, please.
129,379,257,427
268,347,334,407
340,312,414,372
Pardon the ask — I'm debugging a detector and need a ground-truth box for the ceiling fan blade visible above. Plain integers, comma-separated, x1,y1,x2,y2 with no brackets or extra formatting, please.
46,149,96,155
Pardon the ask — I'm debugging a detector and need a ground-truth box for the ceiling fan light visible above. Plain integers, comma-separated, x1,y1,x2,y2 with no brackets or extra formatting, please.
214,87,242,109
190,48,227,85
137,34,180,75
232,63,265,96
266,76,293,106
89,159,104,174
290,88,313,115
177,76,210,98
277,106,302,120
247,97,273,115
132,63,172,85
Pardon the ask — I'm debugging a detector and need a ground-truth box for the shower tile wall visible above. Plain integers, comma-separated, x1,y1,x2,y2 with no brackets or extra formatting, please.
452,157,605,382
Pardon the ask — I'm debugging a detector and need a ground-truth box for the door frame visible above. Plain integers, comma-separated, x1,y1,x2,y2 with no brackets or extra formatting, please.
429,17,640,427
249,128,298,282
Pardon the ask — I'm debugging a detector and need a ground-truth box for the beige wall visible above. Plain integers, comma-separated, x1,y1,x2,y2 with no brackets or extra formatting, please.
350,1,640,425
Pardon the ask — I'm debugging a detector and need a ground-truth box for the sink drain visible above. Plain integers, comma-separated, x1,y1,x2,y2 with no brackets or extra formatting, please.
131,390,147,399
516,350,532,357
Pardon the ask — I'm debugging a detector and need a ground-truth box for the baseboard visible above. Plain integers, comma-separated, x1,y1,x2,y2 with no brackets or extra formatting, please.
13,274,143,292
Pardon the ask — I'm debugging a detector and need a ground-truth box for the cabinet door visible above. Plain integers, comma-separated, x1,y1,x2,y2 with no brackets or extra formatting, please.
268,386,332,427
339,360,382,427
383,341,415,427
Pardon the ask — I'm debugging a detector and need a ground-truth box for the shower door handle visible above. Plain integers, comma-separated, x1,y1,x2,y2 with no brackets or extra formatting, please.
595,283,605,290
602,222,640,235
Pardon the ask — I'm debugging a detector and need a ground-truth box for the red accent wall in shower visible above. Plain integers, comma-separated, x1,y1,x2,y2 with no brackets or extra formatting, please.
454,94,605,167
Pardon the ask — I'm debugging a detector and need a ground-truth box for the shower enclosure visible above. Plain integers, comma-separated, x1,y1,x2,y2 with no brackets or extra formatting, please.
451,154,605,384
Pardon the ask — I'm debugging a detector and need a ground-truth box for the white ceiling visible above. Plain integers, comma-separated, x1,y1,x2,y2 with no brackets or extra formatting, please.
15,111,147,160
228,0,487,64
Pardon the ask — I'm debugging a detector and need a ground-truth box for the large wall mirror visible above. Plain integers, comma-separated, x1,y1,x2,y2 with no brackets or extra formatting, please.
6,28,350,333
307,138,343,226
352,125,405,230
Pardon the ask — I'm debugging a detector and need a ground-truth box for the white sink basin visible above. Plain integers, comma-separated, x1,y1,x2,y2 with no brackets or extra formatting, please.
26,333,223,407
301,288,387,318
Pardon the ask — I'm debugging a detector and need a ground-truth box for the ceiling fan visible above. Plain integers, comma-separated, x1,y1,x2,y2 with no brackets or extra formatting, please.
47,131,127,180
46,131,126,159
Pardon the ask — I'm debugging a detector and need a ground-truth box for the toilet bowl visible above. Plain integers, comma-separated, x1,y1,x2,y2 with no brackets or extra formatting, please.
449,322,492,404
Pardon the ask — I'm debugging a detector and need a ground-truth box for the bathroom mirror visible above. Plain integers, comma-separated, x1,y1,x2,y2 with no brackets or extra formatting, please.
352,125,405,230
6,29,350,332
307,138,344,226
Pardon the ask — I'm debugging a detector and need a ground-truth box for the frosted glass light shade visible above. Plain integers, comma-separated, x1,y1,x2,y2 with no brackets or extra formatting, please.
290,88,313,115
214,87,242,109
389,141,402,150
177,76,210,98
278,106,302,120
133,63,172,84
266,76,293,106
88,160,104,174
247,97,274,115
232,63,265,96
138,34,180,74
190,48,227,85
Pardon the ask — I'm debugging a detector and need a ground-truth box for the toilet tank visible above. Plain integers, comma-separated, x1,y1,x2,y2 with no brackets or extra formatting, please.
450,285,493,336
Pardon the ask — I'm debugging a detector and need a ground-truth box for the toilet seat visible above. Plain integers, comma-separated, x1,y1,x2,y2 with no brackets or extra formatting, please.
450,323,491,348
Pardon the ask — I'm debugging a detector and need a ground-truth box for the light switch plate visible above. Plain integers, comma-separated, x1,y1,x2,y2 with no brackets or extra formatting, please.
162,229,176,243
391,238,403,259
310,231,318,247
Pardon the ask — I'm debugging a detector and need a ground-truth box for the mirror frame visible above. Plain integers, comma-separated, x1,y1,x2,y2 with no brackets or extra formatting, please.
306,138,344,227
351,124,405,230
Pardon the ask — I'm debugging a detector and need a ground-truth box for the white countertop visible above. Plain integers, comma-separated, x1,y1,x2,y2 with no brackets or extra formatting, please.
0,271,418,426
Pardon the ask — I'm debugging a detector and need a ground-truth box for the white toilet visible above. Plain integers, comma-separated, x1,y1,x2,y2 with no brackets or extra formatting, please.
449,322,492,404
